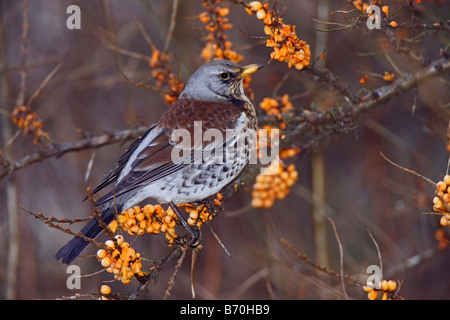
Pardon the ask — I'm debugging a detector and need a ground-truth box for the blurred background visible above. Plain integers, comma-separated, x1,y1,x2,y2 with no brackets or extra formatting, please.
0,0,449,299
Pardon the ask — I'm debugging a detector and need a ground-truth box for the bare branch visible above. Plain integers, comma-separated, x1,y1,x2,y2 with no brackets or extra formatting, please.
0,126,148,179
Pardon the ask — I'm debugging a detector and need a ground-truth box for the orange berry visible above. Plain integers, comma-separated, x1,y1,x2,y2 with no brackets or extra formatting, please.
105,240,115,250
256,9,266,20
139,220,147,229
115,235,124,246
152,221,161,232
97,249,107,259
443,175,450,185
117,214,128,224
360,74,368,84
433,196,443,206
249,1,262,11
437,181,447,192
100,285,111,295
130,225,140,234
382,71,395,82
101,257,112,268
251,198,263,208
126,218,136,228
108,220,118,233
368,290,378,300
390,21,398,28
144,204,155,216
154,204,163,214
187,217,196,226
198,12,210,24
216,7,229,17
381,280,389,291
127,208,137,218
363,286,373,292
440,216,448,226
442,193,450,204
136,212,145,221
387,280,397,292
382,6,389,15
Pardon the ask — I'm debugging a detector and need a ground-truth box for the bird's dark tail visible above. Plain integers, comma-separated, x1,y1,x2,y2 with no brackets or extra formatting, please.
55,205,116,264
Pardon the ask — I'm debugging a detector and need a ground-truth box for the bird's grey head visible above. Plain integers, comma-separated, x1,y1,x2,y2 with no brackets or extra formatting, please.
179,59,263,102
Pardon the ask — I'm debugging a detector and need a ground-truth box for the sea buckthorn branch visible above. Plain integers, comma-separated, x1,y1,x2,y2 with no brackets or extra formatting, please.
20,206,106,250
285,57,450,149
10,106,52,145
0,126,148,180
199,0,243,63
97,7,184,105
128,245,181,300
8,0,56,148
244,1,312,70
281,237,405,300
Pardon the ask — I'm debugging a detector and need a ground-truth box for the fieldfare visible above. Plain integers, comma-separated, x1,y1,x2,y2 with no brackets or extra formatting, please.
56,59,263,264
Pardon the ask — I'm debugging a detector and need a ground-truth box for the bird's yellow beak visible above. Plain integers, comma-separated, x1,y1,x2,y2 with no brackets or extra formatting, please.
238,64,264,79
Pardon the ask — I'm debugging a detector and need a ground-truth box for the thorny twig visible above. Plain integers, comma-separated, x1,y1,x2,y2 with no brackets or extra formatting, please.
280,237,364,287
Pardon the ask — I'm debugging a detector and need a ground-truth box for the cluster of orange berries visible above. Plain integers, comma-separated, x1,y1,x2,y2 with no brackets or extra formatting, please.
433,175,450,228
246,1,311,70
353,1,400,28
352,0,382,12
96,235,145,285
184,201,219,229
108,204,180,244
251,159,298,208
148,50,184,105
259,94,293,118
363,280,399,300
11,105,50,144
108,197,221,245
198,0,243,64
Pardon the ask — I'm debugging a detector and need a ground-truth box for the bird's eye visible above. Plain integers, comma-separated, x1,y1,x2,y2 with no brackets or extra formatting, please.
219,72,230,80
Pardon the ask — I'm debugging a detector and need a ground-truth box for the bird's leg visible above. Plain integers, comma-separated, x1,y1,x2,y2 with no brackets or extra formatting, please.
169,201,200,247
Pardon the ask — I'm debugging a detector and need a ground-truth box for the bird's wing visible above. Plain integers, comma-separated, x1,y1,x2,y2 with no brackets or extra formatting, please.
83,126,155,201
94,98,246,207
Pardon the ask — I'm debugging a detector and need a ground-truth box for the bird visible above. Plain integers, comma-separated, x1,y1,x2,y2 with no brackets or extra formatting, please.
56,59,263,264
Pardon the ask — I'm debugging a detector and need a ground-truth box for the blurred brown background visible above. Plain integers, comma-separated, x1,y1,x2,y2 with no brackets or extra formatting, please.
0,0,449,299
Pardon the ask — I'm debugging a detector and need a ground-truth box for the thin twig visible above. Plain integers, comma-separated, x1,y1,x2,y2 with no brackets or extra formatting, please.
190,244,202,299
366,228,383,281
128,246,181,300
163,0,179,55
327,218,348,300
133,15,157,53
164,243,188,299
379,151,436,186
207,223,231,257
26,62,62,106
